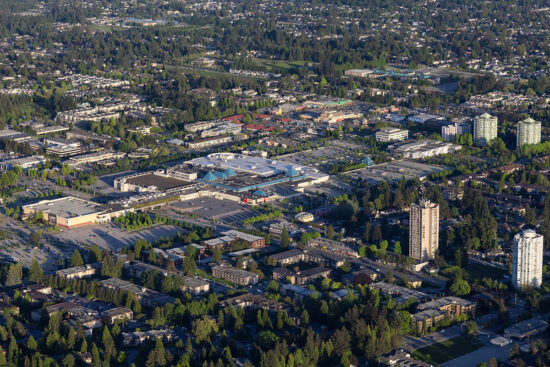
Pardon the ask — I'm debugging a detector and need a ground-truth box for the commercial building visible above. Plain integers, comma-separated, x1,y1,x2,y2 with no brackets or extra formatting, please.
504,318,548,339
67,151,126,167
344,160,446,184
516,117,541,148
409,113,445,124
441,122,471,142
345,69,373,77
22,197,128,228
375,127,408,142
512,229,543,289
390,139,461,159
114,172,200,193
0,155,47,170
211,265,259,286
473,113,498,146
409,199,439,261
295,212,314,223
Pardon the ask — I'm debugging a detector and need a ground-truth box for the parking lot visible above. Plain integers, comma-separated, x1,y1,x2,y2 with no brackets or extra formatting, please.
166,198,261,225
277,140,371,172
51,223,185,251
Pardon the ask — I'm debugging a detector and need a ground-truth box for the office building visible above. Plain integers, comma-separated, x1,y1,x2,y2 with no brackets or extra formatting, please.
473,113,498,146
409,199,439,261
516,117,541,148
375,127,408,142
512,229,543,289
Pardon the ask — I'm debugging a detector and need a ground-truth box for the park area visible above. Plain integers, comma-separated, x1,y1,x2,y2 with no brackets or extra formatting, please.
412,336,484,365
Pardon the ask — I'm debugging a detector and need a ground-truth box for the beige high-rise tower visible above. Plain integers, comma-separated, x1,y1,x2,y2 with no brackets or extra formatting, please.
409,199,439,261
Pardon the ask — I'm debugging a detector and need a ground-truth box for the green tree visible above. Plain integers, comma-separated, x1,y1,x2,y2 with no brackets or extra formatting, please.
192,316,218,344
88,245,102,263
393,241,402,255
281,226,290,248
0,345,5,364
29,258,43,282
62,354,75,367
70,250,84,267
29,232,41,244
326,225,335,240
6,263,22,286
26,335,37,351
450,277,471,296
212,247,222,262
8,336,17,363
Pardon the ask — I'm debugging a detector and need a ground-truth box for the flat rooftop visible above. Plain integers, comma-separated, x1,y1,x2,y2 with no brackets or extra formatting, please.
125,173,193,191
25,197,100,218
344,160,447,183
190,152,306,178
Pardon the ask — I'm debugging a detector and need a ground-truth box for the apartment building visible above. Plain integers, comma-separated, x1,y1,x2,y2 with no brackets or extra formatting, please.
211,265,259,286
409,199,439,261
442,122,471,141
473,113,498,146
512,229,543,289
516,117,541,148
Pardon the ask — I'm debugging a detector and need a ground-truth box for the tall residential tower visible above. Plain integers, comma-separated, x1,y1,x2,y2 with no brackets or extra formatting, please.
512,229,543,289
516,117,541,148
409,199,439,261
473,113,498,146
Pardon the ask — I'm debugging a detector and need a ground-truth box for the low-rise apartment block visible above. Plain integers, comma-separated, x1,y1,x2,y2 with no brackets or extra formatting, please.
211,265,259,286
56,263,101,279
101,307,133,325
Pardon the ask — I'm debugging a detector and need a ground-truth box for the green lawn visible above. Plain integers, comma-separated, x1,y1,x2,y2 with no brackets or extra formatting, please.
412,336,484,364
251,58,310,71
466,262,507,280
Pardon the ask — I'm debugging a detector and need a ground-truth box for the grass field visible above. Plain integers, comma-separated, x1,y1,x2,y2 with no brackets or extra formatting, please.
412,336,484,364
466,262,507,280
252,58,310,71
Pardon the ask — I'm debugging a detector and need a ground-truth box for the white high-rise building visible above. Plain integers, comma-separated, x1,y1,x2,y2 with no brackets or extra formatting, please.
409,199,439,261
512,229,543,289
442,122,471,142
473,113,498,146
516,117,541,148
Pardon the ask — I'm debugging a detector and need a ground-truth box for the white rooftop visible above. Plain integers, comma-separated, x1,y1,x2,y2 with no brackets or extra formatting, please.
189,152,306,177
